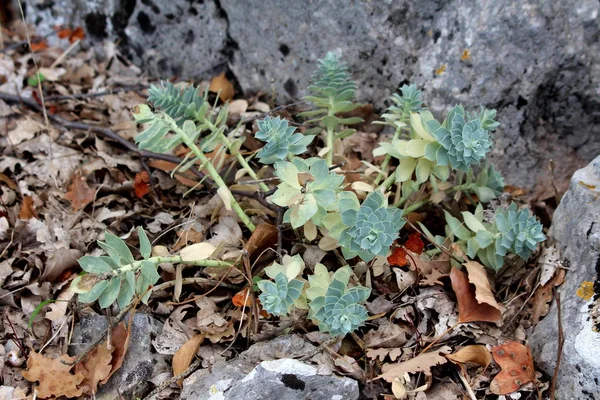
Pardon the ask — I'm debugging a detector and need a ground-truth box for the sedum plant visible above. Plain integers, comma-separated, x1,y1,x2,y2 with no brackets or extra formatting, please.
324,190,405,262
307,265,370,336
443,203,545,270
255,116,315,164
300,52,363,165
270,157,345,229
71,228,233,308
257,255,306,316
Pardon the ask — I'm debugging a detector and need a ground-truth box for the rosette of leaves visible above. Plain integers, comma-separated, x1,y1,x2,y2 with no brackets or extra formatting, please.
377,83,425,130
494,202,546,260
270,157,345,228
307,265,370,336
257,255,306,316
337,190,405,262
444,203,545,270
424,105,495,172
147,81,206,124
71,227,158,308
300,52,362,164
255,116,315,164
373,112,452,183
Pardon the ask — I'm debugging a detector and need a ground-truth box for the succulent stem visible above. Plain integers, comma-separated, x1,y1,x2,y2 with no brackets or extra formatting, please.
326,125,334,166
109,256,234,276
373,126,402,185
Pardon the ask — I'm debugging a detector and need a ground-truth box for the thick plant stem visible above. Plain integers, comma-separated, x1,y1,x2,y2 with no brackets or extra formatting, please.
206,120,269,192
373,127,402,185
326,125,334,166
111,256,235,276
171,121,256,231
377,173,396,192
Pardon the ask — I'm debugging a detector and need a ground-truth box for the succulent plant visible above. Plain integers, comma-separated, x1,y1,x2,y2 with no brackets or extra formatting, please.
473,162,505,202
270,157,345,228
338,190,405,262
255,116,315,164
377,84,425,130
147,81,205,123
308,266,370,336
472,106,500,132
257,255,306,316
425,105,493,172
494,203,546,260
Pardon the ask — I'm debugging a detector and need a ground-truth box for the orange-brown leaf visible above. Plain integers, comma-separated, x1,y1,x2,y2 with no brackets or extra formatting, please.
19,195,37,220
243,223,278,261
172,334,204,387
30,40,49,52
64,173,95,211
209,72,234,102
134,171,151,198
101,322,130,384
387,247,408,267
69,27,85,42
446,345,492,369
22,352,84,398
490,342,535,394
404,233,424,254
450,268,501,323
463,260,503,313
75,342,114,395
148,159,198,187
232,287,253,307
56,27,73,39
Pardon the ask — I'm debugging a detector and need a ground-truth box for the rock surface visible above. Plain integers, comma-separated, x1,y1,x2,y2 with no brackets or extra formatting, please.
530,155,600,400
180,335,359,400
22,0,600,190
70,313,169,400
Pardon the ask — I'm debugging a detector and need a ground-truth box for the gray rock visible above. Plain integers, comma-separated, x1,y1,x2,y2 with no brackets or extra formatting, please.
21,0,600,189
70,313,170,400
180,335,358,400
530,155,600,400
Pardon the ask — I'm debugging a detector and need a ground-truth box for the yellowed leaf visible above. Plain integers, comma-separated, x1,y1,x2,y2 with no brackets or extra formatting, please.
351,181,374,193
445,345,491,369
180,242,216,261
463,260,503,312
318,235,339,251
209,72,234,102
304,220,317,241
217,186,232,211
173,334,205,387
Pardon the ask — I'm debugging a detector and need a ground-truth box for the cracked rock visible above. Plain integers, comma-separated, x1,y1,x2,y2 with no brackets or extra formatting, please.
530,155,600,400
70,313,169,400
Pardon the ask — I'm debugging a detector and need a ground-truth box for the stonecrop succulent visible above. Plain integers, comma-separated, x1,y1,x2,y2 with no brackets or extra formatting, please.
425,105,494,172
377,84,425,130
308,266,370,336
255,116,315,164
147,81,205,124
257,255,306,316
270,157,345,228
494,203,546,260
444,203,545,270
338,190,405,262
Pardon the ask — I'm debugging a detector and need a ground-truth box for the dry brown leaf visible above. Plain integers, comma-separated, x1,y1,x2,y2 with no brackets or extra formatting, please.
134,170,151,198
450,268,501,323
490,342,536,394
366,347,403,362
148,159,198,187
75,342,114,395
64,173,95,211
101,322,130,384
378,346,451,383
18,195,37,220
209,72,234,102
445,345,492,371
419,269,446,286
531,268,565,324
364,320,411,348
463,260,503,313
172,334,205,387
243,223,278,261
22,352,84,398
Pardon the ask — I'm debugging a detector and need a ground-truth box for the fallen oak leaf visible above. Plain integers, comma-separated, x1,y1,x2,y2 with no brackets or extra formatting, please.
490,341,536,394
75,341,114,395
22,352,84,398
445,345,492,373
64,172,95,211
18,195,37,220
377,346,451,383
172,334,205,387
450,268,501,323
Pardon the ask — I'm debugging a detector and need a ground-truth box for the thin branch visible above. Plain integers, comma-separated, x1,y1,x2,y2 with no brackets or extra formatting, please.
142,358,202,400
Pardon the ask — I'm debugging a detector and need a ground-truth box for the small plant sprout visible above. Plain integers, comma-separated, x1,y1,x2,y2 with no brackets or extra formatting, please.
71,227,233,308
301,52,363,166
256,255,307,316
255,116,315,164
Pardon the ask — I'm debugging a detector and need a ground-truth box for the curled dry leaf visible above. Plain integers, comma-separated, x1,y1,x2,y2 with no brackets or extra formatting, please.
463,261,503,313
490,341,536,394
209,72,234,102
18,196,37,220
243,223,278,261
445,345,492,374
450,268,501,323
172,334,204,387
531,268,565,324
21,353,84,398
101,322,131,384
378,346,451,383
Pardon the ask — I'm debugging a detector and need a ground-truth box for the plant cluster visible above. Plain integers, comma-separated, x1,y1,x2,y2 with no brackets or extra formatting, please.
71,52,546,337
